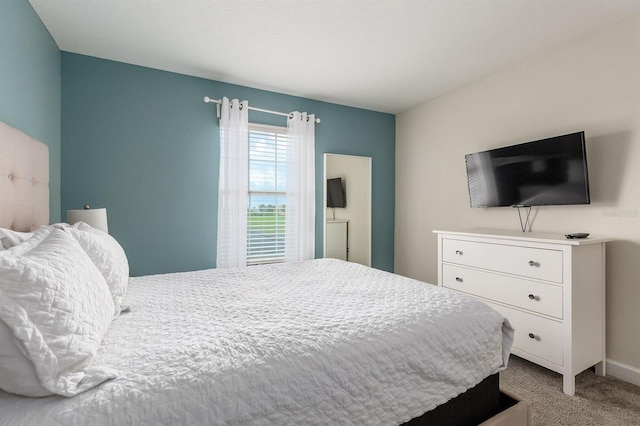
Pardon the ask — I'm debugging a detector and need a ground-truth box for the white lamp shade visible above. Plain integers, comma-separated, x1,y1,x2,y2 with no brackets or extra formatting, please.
67,208,109,233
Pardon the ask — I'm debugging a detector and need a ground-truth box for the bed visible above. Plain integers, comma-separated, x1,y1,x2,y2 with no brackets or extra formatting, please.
0,121,514,425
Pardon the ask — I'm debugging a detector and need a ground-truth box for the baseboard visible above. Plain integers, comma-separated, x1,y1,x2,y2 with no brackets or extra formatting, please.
606,359,640,387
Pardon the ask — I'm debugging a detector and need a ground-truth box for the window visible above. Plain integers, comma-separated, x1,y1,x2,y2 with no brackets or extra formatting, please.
247,124,289,265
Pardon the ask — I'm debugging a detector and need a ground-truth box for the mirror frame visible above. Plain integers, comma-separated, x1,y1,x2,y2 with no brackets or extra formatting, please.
323,153,372,266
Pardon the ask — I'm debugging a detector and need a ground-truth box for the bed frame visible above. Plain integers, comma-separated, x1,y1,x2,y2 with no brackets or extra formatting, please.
0,120,505,425
408,374,503,425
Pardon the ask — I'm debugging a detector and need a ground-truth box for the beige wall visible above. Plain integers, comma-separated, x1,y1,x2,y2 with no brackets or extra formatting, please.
396,16,640,371
326,154,371,266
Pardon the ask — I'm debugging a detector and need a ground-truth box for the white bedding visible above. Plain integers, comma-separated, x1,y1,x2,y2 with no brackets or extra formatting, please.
0,259,513,426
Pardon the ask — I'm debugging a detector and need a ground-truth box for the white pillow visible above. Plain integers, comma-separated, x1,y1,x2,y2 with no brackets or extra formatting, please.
0,228,34,250
0,321,51,397
0,227,116,397
58,222,130,319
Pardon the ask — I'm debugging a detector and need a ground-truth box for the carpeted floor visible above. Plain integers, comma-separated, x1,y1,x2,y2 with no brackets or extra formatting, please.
499,356,640,425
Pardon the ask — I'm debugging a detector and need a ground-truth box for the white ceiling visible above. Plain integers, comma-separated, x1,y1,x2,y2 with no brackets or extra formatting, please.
29,0,640,114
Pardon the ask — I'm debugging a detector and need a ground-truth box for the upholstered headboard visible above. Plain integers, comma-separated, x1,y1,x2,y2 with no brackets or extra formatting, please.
0,122,49,232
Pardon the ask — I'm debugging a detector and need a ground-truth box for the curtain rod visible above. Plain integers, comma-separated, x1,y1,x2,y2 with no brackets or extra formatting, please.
203,96,321,123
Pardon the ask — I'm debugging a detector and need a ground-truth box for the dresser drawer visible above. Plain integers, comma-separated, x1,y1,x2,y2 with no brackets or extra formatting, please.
486,302,563,366
443,264,563,319
442,238,563,283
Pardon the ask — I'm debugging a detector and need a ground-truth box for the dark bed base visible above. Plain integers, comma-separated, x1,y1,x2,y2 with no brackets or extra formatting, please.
404,374,509,426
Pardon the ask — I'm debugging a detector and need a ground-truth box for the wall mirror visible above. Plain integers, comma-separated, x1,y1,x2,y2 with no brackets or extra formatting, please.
323,154,372,266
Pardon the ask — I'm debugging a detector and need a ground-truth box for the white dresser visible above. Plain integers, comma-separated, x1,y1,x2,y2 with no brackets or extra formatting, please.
434,229,613,395
326,220,349,260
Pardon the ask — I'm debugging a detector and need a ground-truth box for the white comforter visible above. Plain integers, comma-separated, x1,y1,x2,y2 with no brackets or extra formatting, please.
0,259,513,426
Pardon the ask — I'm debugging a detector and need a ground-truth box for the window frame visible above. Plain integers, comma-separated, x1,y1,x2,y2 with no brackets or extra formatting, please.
246,123,289,265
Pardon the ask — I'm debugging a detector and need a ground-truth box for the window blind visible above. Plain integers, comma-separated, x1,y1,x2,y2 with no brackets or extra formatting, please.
247,124,289,265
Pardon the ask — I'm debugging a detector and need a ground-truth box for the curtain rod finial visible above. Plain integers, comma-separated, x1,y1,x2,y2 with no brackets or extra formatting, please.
203,96,210,103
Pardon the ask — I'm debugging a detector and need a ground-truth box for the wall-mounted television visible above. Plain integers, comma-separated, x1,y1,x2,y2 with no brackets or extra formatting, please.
465,131,590,207
327,177,346,208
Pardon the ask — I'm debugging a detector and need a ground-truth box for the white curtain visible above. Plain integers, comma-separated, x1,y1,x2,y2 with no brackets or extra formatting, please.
216,97,249,268
285,112,316,262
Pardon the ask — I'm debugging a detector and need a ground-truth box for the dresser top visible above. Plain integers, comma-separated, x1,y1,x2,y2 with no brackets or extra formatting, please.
433,228,614,246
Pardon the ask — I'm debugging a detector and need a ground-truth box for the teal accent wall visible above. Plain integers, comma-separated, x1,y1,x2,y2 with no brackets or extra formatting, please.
0,1,61,222
62,53,395,276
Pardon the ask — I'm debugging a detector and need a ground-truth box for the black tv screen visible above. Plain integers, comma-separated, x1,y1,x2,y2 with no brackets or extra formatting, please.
327,177,346,208
465,131,590,207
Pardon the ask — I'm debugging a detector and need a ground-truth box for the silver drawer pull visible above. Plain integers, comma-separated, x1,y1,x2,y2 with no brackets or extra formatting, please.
528,260,539,267
455,277,463,283
455,250,463,255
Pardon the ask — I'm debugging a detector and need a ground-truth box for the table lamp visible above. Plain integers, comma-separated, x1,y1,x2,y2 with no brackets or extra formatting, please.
67,204,109,233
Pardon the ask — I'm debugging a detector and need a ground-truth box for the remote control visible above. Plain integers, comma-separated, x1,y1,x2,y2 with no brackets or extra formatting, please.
565,233,589,239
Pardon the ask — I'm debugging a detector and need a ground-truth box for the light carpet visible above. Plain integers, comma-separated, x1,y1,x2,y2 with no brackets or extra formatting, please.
500,356,640,425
